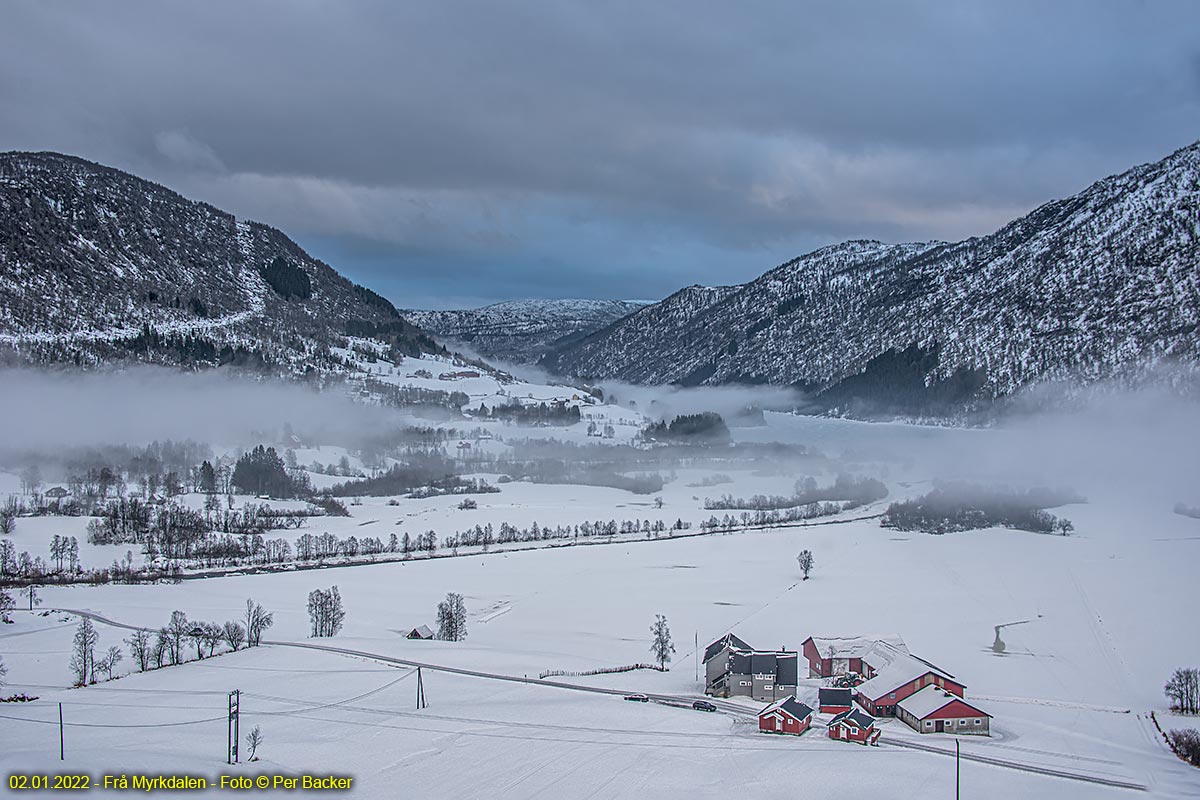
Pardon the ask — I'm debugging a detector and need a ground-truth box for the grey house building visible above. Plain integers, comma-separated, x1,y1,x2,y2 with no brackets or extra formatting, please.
703,633,799,702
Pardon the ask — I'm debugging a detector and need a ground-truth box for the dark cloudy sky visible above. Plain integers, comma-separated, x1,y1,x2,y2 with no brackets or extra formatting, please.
3,2,1198,309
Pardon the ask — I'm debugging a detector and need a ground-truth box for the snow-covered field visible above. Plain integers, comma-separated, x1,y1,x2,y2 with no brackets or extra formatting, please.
1,412,1198,797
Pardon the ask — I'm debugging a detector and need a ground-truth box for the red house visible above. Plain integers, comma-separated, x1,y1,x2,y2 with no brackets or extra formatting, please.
757,696,814,736
818,687,854,714
854,654,964,717
827,708,881,745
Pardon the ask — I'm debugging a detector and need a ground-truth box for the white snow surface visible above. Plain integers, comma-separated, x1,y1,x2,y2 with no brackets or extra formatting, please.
0,415,1198,797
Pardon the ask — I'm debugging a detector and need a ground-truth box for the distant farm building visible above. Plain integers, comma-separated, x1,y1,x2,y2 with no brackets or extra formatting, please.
703,633,799,702
44,486,69,499
897,686,991,735
818,687,854,714
802,635,908,679
406,625,434,640
827,708,881,745
757,696,814,736
439,371,481,380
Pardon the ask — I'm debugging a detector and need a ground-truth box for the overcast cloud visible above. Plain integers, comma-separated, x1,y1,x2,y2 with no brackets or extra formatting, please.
2,1,1198,307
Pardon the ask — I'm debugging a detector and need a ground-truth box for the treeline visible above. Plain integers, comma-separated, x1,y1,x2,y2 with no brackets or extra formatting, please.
441,517,687,552
481,401,582,427
699,502,852,531
705,474,888,511
68,600,273,686
231,446,311,498
327,454,458,497
643,412,730,444
881,483,1077,535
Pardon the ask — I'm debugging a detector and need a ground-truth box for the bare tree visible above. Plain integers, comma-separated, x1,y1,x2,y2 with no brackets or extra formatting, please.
436,592,467,642
223,621,246,651
797,549,815,580
307,586,346,637
245,599,274,647
0,587,14,623
69,618,99,686
0,512,14,536
20,465,42,497
126,629,152,671
20,584,41,611
650,614,675,670
1166,668,1200,715
152,628,170,669
202,622,224,657
97,646,123,680
0,655,7,688
246,725,264,761
166,610,189,664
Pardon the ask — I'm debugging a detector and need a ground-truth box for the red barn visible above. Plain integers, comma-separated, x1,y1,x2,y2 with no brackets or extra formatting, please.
854,655,964,717
801,635,907,679
827,708,881,745
757,696,814,736
897,685,991,736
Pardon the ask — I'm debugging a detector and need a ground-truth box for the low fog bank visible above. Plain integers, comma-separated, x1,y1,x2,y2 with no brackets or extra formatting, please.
0,367,398,454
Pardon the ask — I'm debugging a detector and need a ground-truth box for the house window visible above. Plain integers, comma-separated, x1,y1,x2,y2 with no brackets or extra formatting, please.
925,721,933,727
974,719,982,726
889,692,896,699
740,681,750,686
764,685,773,691
849,727,858,735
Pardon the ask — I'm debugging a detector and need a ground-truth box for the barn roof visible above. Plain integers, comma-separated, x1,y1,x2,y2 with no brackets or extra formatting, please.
407,625,434,639
759,696,813,722
856,651,960,701
819,687,854,705
898,685,991,720
805,635,908,661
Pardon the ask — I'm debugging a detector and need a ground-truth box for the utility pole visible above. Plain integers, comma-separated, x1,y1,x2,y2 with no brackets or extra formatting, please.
227,690,240,764
955,738,960,800
58,702,64,761
694,631,699,684
416,667,427,710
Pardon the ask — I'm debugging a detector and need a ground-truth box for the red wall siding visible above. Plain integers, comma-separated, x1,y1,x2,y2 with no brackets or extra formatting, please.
923,699,988,721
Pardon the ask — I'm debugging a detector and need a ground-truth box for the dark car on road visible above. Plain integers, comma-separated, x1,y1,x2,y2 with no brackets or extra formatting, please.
623,693,650,702
692,700,717,712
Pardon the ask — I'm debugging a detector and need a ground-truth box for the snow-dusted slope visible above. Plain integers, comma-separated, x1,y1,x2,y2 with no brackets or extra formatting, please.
545,141,1200,414
0,152,440,371
406,298,647,363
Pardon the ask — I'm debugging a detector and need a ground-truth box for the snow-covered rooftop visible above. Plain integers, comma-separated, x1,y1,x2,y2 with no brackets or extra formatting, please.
807,634,908,661
898,685,990,719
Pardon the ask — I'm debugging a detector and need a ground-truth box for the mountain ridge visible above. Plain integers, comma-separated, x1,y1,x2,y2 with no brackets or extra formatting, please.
542,140,1200,415
0,150,442,373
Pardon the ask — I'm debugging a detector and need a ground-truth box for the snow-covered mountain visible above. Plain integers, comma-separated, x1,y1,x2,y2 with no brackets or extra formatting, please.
544,141,1200,415
406,298,647,363
0,151,442,373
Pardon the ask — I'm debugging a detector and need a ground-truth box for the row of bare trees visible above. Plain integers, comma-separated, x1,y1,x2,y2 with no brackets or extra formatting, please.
67,599,274,686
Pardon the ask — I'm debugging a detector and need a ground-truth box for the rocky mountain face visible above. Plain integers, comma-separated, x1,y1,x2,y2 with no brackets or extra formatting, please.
0,152,441,373
406,298,647,363
543,142,1200,416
